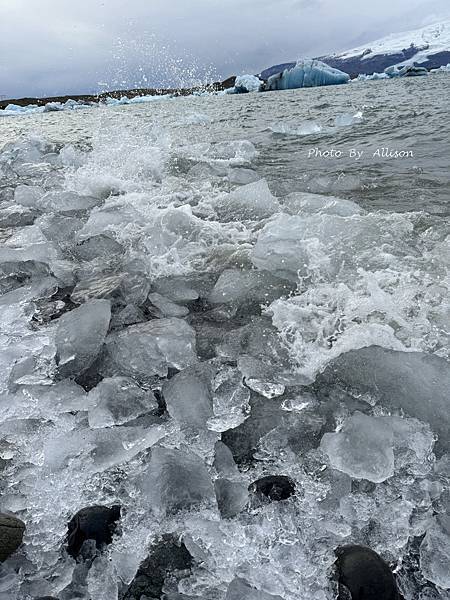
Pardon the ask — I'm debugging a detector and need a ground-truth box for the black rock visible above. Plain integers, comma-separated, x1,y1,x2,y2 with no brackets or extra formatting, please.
249,475,296,501
34,597,59,600
67,505,121,559
121,534,193,600
0,512,26,562
335,545,403,600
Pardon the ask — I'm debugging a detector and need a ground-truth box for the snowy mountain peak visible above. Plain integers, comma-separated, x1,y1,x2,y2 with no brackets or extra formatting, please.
315,20,450,76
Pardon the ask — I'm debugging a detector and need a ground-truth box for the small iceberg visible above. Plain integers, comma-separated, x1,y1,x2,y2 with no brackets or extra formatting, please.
264,59,350,91
228,74,263,94
354,72,389,81
384,64,428,78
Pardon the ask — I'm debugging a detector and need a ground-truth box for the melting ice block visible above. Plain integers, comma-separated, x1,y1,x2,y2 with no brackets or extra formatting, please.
265,59,350,90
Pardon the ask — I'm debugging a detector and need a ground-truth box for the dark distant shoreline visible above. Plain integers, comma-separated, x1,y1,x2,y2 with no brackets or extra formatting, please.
0,77,237,110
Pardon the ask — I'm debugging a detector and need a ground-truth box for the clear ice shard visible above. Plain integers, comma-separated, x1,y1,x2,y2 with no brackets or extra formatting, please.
55,299,111,378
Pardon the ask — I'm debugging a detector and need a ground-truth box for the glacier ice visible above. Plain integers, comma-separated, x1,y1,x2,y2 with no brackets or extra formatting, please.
265,59,350,91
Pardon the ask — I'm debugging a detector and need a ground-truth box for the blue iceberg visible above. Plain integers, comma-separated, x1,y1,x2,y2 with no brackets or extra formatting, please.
264,59,350,90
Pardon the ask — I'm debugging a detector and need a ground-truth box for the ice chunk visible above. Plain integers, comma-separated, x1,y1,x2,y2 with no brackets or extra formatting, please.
87,556,118,600
39,191,101,214
225,578,284,600
73,234,125,261
228,167,261,185
334,111,363,127
213,441,240,478
162,366,213,429
148,292,189,318
238,355,286,399
0,204,37,229
213,180,280,221
317,347,450,455
420,515,450,589
208,269,294,306
142,446,215,516
265,59,349,90
251,213,388,281
282,192,364,217
321,412,395,483
207,366,251,431
103,317,197,380
71,273,125,303
55,299,111,378
215,479,248,518
88,377,158,428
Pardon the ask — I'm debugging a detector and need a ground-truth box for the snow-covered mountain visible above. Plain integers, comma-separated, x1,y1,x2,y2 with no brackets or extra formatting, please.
259,20,450,79
317,20,450,76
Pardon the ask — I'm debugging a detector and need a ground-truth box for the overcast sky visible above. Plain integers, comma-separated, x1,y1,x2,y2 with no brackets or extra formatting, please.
0,0,448,98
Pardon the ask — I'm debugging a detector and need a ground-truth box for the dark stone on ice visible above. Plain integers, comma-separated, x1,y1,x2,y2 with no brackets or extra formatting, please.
121,534,193,600
67,505,121,559
0,512,25,561
249,475,296,501
335,545,403,600
34,597,59,599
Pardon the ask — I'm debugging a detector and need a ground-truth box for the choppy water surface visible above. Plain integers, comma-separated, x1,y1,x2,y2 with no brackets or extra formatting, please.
0,75,449,600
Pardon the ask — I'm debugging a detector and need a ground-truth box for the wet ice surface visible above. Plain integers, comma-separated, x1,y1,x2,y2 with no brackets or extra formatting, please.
0,75,449,600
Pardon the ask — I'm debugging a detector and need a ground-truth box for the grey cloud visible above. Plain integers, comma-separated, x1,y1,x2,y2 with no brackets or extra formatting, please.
0,0,449,98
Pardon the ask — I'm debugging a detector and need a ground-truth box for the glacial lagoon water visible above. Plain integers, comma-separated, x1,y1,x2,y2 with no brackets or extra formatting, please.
0,74,449,599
